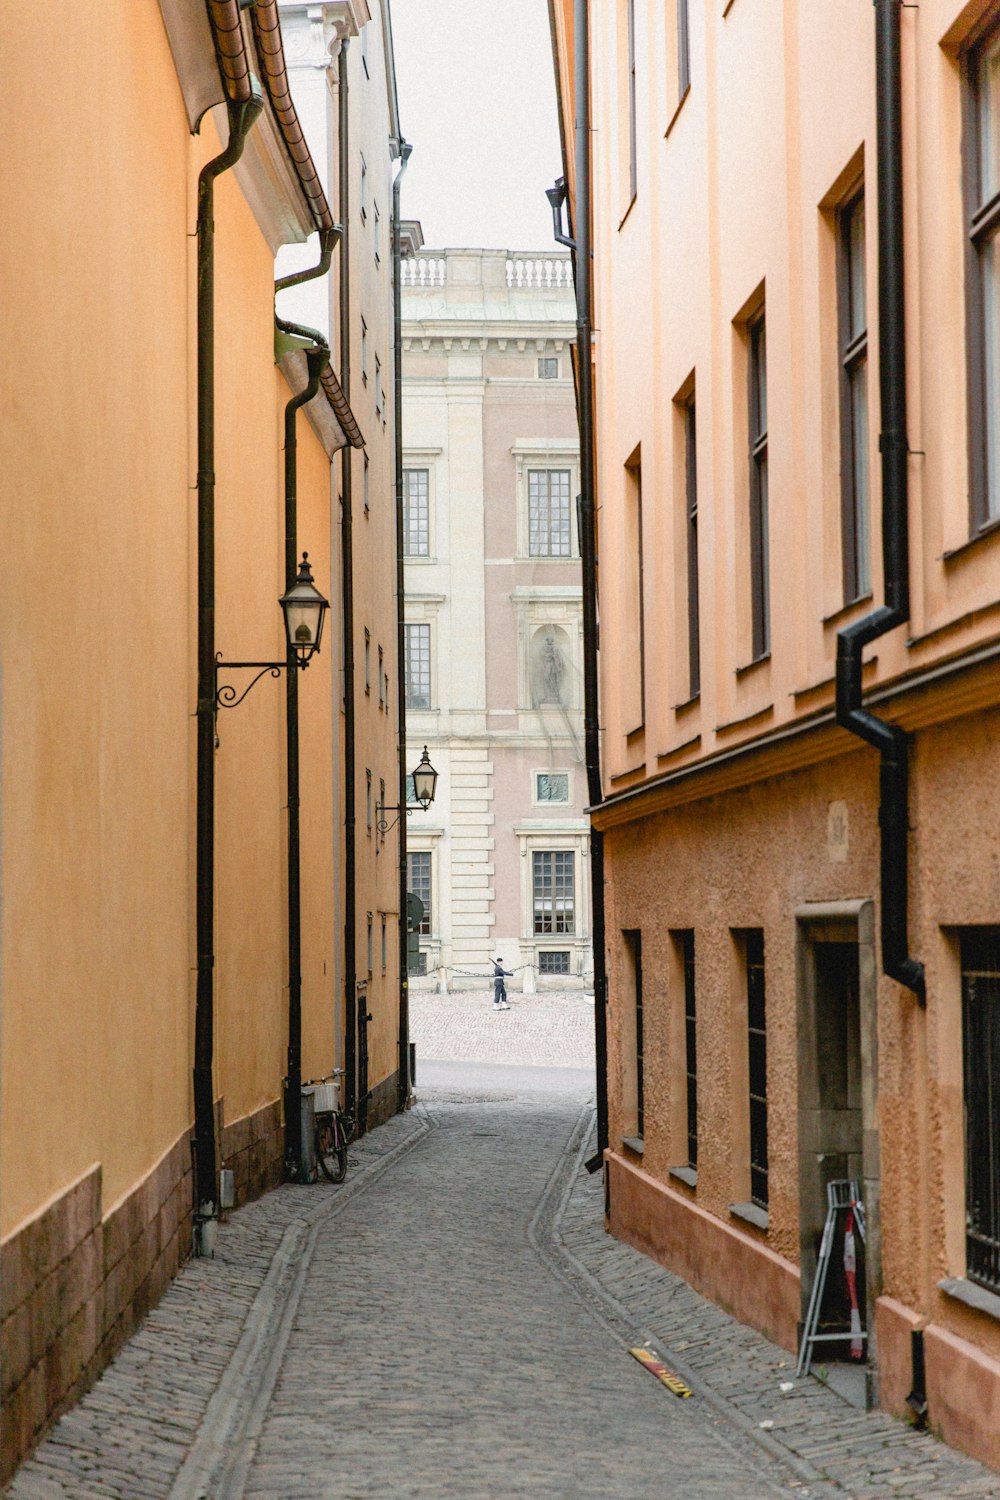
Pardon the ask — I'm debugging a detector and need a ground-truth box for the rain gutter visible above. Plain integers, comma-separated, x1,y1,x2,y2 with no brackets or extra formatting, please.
393,139,413,1113
834,0,925,1002
193,9,263,1252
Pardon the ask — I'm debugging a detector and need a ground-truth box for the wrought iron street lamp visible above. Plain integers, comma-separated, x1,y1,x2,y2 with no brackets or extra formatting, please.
215,552,329,728
377,745,438,833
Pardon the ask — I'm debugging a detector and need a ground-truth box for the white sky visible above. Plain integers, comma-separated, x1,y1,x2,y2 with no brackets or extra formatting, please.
390,0,564,251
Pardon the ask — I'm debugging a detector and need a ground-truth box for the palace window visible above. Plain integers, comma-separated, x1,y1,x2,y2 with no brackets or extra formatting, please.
533,851,575,935
404,623,430,709
538,356,559,379
407,851,432,935
403,469,430,556
528,469,572,557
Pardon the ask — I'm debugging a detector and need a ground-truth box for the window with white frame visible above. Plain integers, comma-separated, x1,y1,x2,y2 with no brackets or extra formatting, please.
403,469,430,556
404,623,431,709
528,469,572,557
538,356,559,379
533,850,575,935
407,851,432,934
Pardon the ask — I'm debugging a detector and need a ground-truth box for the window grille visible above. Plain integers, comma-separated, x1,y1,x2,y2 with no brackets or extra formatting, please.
539,951,571,975
681,930,698,1169
961,929,1000,1294
536,772,569,803
407,851,432,935
746,929,769,1210
403,469,430,556
625,930,643,1138
533,851,575,935
528,470,572,557
404,623,430,708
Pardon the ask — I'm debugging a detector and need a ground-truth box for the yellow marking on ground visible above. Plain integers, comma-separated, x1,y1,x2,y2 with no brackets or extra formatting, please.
629,1346,694,1398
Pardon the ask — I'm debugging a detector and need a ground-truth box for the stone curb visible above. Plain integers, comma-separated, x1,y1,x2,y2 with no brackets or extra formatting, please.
167,1112,432,1500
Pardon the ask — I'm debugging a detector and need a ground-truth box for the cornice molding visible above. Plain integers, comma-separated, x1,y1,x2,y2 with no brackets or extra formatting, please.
591,637,1000,833
278,0,370,68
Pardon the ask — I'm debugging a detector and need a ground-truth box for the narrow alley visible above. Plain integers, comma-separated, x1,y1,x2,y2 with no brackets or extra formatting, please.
8,996,1000,1499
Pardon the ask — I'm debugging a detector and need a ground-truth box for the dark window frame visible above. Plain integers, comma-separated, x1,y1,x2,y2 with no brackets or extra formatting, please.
745,929,769,1210
837,186,871,603
684,397,700,698
625,930,644,1140
681,930,697,1170
960,929,1000,1295
748,310,770,661
963,22,1000,531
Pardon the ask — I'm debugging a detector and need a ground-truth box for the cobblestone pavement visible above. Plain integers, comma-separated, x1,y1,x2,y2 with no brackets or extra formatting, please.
7,1045,1000,1496
409,987,595,1069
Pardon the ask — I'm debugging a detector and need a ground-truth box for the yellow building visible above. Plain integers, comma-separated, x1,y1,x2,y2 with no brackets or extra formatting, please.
552,0,1000,1472
0,0,403,1478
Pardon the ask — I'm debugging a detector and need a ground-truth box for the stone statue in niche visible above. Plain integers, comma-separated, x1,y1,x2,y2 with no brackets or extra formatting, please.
532,626,569,706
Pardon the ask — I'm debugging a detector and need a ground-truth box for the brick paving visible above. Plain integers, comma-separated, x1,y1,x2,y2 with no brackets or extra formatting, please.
5,994,1000,1498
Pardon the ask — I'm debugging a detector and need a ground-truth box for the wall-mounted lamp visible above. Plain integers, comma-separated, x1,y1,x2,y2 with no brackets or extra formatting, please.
377,745,438,835
546,178,576,250
214,552,329,732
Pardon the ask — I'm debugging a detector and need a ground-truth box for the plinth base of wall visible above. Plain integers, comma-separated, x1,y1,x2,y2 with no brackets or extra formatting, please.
606,1150,800,1354
220,1098,284,1208
0,1132,193,1485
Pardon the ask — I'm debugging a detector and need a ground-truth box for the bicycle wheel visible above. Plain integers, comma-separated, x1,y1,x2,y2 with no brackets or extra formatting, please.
315,1117,348,1183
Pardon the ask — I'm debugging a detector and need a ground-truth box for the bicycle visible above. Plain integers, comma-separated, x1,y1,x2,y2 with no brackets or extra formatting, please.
302,1070,356,1184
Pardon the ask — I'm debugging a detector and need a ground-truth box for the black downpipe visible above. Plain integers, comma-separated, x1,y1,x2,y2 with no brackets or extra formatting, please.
572,0,610,1170
835,0,924,1002
283,346,326,1180
194,89,264,1238
338,40,358,1118
393,141,413,1114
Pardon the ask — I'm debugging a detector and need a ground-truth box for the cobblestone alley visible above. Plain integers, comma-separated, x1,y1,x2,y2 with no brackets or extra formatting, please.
7,993,1000,1498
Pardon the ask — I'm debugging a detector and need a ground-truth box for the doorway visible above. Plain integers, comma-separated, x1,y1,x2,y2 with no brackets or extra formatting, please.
796,904,880,1388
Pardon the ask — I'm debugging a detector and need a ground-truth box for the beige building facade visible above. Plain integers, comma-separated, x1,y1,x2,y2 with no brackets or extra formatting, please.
402,250,592,993
1,0,402,1478
552,0,1000,1472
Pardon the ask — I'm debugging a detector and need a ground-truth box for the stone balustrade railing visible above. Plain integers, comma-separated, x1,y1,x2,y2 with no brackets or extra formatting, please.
400,251,574,292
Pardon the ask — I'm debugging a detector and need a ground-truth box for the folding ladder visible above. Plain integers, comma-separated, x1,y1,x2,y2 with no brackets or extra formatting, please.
796,1178,867,1377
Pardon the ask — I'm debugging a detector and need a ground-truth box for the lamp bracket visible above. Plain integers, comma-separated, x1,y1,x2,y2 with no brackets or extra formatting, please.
213,655,309,742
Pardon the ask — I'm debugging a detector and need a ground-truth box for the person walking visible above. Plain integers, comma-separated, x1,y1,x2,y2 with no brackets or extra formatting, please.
492,958,513,1011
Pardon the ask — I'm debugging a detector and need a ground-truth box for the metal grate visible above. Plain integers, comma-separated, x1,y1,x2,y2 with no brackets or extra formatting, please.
625,931,644,1139
961,929,1000,1294
539,951,570,975
746,929,769,1209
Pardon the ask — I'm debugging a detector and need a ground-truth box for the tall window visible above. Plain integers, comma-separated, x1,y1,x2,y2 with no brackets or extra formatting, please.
364,629,371,693
625,930,644,1140
839,189,870,601
366,769,372,832
407,851,432,934
624,454,645,730
378,646,384,706
528,470,572,556
748,311,770,661
961,929,1000,1294
533,851,575,935
680,930,697,1169
627,0,638,201
403,469,430,556
375,355,382,417
745,930,769,1210
965,25,1000,527
361,317,368,382
381,915,387,974
404,623,430,709
677,0,691,99
684,398,700,697
366,913,373,976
